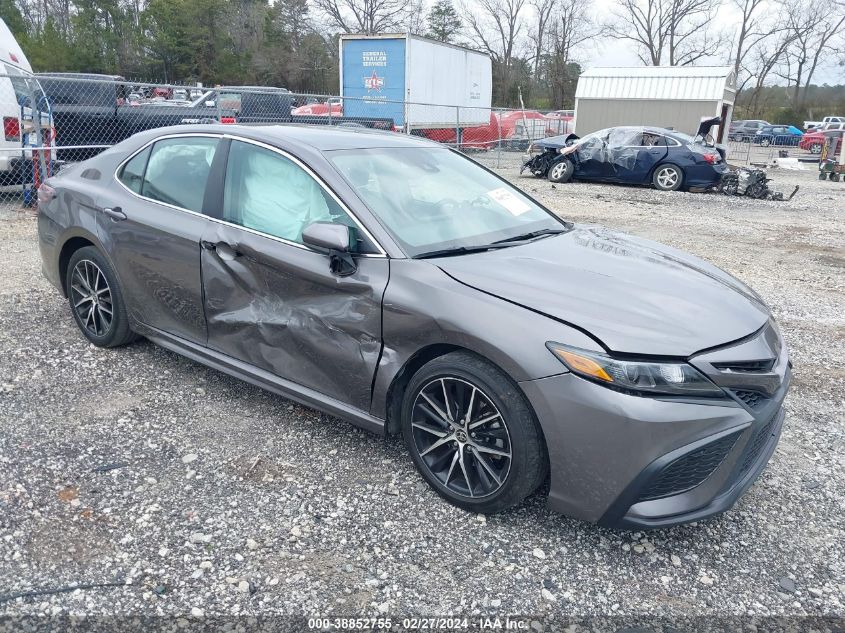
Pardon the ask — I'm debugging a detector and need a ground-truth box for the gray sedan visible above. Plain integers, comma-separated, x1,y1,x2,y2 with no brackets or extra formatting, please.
37,125,791,528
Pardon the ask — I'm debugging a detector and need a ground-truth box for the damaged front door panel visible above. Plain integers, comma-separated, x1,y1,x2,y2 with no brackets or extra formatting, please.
200,222,388,413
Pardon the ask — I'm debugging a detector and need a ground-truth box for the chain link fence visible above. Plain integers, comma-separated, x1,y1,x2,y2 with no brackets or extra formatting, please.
0,74,581,209
725,134,815,166
0,73,821,210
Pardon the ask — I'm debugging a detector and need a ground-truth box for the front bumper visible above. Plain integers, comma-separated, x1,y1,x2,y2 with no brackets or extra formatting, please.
519,329,790,529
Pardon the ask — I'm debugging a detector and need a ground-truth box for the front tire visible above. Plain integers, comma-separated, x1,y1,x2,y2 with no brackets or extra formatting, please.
547,158,574,183
66,246,136,348
810,143,822,155
652,164,683,191
401,352,547,514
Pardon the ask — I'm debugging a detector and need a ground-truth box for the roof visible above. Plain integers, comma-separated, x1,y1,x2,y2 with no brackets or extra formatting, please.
137,123,440,151
254,124,440,150
576,66,736,102
339,33,489,58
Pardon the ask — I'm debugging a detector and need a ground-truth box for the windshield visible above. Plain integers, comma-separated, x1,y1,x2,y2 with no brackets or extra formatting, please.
328,147,566,257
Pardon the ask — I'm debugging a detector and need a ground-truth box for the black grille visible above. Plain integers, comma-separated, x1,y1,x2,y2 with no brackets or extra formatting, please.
638,433,740,502
734,389,768,409
713,359,775,372
738,416,776,475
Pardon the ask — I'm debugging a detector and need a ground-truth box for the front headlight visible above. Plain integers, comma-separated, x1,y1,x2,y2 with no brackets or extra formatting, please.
546,343,724,398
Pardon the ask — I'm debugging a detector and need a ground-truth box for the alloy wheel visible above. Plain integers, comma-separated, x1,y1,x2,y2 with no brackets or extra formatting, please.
70,259,113,337
549,162,568,180
656,166,679,189
410,377,512,498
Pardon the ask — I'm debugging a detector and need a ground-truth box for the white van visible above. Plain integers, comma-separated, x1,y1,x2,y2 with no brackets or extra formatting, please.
0,18,54,191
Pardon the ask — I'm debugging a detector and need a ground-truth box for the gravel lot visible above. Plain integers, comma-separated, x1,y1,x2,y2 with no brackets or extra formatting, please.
0,159,843,629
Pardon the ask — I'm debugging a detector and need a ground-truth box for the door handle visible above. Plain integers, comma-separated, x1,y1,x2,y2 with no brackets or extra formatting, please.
103,207,126,221
202,240,240,261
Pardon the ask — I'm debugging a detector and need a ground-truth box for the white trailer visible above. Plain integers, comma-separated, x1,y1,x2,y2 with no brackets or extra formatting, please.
339,34,492,129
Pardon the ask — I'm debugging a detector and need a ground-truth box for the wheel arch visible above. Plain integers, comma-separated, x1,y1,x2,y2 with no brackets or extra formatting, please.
58,234,98,297
384,343,465,436
383,344,545,445
56,229,122,298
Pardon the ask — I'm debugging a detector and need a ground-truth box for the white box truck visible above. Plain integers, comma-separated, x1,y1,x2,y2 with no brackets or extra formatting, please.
339,34,492,130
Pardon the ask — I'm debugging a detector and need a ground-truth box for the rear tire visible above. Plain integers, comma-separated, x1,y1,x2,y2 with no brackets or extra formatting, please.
66,246,136,348
547,159,574,183
652,164,683,191
401,351,547,514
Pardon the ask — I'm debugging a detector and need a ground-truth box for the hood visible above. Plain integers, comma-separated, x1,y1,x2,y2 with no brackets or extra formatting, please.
437,227,770,357
534,133,579,150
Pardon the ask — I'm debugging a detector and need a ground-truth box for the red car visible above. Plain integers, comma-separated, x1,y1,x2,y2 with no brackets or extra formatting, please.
291,100,343,117
800,130,842,155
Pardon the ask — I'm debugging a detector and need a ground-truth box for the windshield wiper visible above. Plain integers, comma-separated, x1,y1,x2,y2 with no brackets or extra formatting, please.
413,243,519,259
493,227,568,244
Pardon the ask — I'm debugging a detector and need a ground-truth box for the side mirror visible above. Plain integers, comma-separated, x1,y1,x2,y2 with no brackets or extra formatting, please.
301,222,357,277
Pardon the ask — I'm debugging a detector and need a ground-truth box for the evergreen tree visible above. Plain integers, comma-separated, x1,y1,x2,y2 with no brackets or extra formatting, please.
427,0,462,43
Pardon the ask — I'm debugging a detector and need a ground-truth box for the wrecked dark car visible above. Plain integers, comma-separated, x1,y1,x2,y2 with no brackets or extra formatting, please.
522,124,727,191
37,125,789,528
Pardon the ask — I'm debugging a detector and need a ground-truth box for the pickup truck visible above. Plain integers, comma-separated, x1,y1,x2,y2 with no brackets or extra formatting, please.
37,73,235,161
195,86,395,129
804,116,845,131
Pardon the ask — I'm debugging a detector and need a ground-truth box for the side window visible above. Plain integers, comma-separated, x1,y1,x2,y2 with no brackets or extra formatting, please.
609,128,642,147
142,137,219,212
642,133,667,147
223,140,355,246
118,145,151,194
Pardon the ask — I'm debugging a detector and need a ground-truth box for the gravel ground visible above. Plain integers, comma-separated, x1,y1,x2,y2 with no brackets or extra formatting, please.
0,159,843,629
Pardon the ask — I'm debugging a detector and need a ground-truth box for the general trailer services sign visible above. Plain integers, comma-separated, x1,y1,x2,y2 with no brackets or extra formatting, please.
342,38,406,126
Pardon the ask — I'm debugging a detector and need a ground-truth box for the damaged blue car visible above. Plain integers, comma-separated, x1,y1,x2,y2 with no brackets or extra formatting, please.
522,123,728,191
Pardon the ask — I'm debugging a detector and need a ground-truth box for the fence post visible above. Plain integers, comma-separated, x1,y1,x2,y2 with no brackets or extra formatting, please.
455,106,460,150
496,110,501,169
328,95,333,126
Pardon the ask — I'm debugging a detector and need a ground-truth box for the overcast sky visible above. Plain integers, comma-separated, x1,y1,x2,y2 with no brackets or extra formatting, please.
578,0,844,85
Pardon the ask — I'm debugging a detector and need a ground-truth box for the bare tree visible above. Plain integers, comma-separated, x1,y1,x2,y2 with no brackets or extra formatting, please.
544,0,600,106
778,0,845,109
728,0,775,95
313,0,418,34
745,29,795,115
607,0,725,65
528,0,555,79
461,0,526,99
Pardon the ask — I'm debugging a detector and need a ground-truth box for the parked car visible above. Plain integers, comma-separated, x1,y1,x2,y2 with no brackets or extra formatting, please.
800,129,843,155
728,120,769,141
0,18,55,189
522,125,726,191
804,115,844,131
754,125,803,146
194,87,393,130
37,73,234,161
291,98,343,117
37,124,790,528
